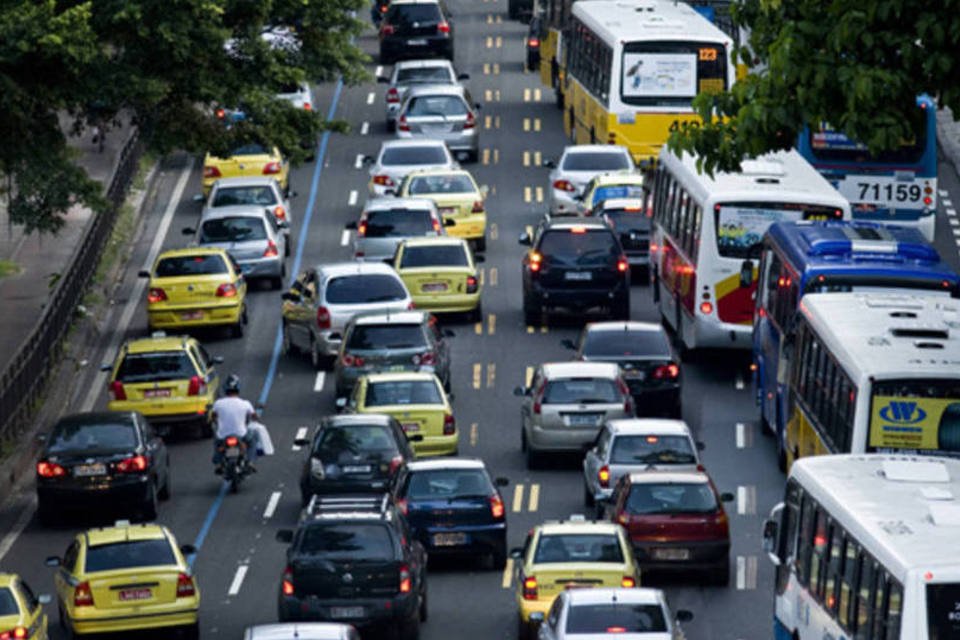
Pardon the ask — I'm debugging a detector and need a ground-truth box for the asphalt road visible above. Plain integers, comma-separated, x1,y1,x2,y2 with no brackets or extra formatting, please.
3,2,960,639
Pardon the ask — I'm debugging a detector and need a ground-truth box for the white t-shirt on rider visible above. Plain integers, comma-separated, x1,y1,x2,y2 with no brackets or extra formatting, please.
212,396,254,439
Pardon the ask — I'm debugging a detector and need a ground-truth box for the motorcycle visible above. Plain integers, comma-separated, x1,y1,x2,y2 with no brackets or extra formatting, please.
219,435,252,493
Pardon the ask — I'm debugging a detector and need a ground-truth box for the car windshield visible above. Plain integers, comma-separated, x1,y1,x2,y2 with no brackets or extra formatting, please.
316,425,399,457
155,254,228,277
400,244,469,268
300,524,394,560
543,378,621,404
326,275,407,304
539,230,618,267
116,352,196,383
562,152,631,171
364,210,434,237
397,67,452,84
365,380,442,406
381,146,448,166
405,468,491,500
200,217,267,243
346,324,427,350
408,174,475,195
626,482,718,515
229,143,270,157
0,588,18,615
405,95,468,118
85,540,177,572
582,330,671,358
47,420,138,454
610,435,696,465
566,603,667,634
211,186,278,207
533,534,623,563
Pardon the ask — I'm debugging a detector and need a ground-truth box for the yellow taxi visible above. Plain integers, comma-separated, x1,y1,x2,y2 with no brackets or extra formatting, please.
393,237,482,320
395,169,488,251
510,516,640,640
104,333,221,437
340,371,457,457
577,172,646,216
0,573,49,640
46,521,200,639
139,248,248,338
202,143,289,196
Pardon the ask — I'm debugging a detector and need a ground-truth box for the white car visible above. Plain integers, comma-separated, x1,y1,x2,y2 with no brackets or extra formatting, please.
537,588,692,640
243,623,360,640
365,139,459,197
380,59,468,131
543,145,636,215
276,81,314,111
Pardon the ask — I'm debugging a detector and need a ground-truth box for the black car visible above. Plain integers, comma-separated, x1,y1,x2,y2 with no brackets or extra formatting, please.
276,494,427,639
520,217,630,325
392,458,508,569
563,321,681,418
379,0,454,65
297,414,416,505
35,411,171,524
593,197,652,274
526,14,543,71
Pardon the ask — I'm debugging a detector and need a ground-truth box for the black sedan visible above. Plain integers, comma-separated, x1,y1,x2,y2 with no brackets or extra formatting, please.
35,411,171,524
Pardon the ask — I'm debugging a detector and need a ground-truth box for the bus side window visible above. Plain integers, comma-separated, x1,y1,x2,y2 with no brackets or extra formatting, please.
809,507,829,598
796,492,816,585
854,556,876,639
838,539,858,631
825,524,844,613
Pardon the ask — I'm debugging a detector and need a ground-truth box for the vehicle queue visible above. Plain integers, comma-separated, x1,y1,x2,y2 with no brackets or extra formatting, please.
3,1,960,640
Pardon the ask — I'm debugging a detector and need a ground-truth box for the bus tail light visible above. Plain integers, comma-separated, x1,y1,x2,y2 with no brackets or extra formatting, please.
699,301,713,315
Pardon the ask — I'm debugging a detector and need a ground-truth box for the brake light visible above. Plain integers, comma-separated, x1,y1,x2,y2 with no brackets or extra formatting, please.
388,455,404,475
397,498,409,515
598,465,610,488
203,166,222,179
386,88,401,104
466,275,479,294
432,217,442,233
225,436,239,447
699,301,713,315
443,414,456,435
464,111,476,130
570,226,586,234
381,23,395,35
398,115,410,132
471,199,483,212
216,283,238,298
264,240,279,258
528,37,540,47
437,21,450,33
490,494,505,519
341,353,366,367
532,386,544,414
74,581,93,607
187,375,206,396
522,576,538,600
273,205,287,221
0,626,27,640
528,251,543,273
263,161,282,175
316,306,331,329
116,455,148,473
607,626,628,633
553,179,576,193
412,352,435,366
653,364,680,380
147,287,167,303
109,380,127,401
281,566,295,595
215,108,226,120
399,564,412,593
37,461,66,478
620,576,636,588
303,102,312,111
372,175,395,187
617,378,633,413
617,257,629,273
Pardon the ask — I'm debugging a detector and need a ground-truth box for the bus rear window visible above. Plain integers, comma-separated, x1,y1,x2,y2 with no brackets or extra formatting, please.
927,582,960,640
716,202,843,259
621,41,727,107
808,110,927,165
870,379,960,455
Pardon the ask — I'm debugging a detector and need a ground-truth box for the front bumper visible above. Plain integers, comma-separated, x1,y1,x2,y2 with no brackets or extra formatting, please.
147,301,242,329
279,593,416,626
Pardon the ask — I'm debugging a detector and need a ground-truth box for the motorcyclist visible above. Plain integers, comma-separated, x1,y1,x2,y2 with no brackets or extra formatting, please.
211,374,259,473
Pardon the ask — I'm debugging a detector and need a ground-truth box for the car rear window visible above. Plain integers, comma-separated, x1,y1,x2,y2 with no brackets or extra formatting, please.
405,468,490,499
583,330,671,358
539,230,619,266
400,244,469,268
388,4,442,24
346,324,427,350
364,209,434,237
0,588,18,615
610,435,696,465
47,420,138,454
200,217,267,243
533,534,623,563
116,352,196,383
562,152,632,171
397,67,452,84
155,254,228,277
566,603,667,634
229,143,269,156
408,174,475,195
84,539,177,572
543,378,621,404
316,425,399,456
405,95,468,118
365,380,442,406
211,186,278,207
626,482,718,515
381,146,449,166
326,274,407,304
300,524,394,559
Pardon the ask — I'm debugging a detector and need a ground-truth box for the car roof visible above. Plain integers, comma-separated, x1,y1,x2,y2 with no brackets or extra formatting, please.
584,321,665,335
605,418,692,437
322,414,397,427
363,371,441,384
538,519,622,535
543,218,609,231
626,470,711,485
212,176,279,189
400,236,469,249
564,587,665,606
315,262,399,277
364,197,436,211
199,205,271,221
123,334,192,354
541,361,621,378
405,84,467,99
395,59,453,70
379,138,448,150
245,623,353,640
349,310,429,325
156,246,230,259
85,521,169,547
406,457,486,471
561,145,630,156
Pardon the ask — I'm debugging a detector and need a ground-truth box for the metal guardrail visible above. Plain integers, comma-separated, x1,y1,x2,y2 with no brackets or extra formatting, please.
0,132,143,442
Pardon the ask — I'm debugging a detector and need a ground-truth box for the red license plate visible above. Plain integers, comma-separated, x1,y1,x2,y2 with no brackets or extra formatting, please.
119,588,152,601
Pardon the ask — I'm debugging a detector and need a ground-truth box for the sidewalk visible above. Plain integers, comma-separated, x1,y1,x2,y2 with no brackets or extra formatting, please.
0,115,134,375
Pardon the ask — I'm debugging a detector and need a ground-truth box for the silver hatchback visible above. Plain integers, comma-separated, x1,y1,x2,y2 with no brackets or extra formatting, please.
542,145,635,215
201,176,293,251
346,197,448,262
396,85,480,162
380,59,469,131
185,205,287,288
514,362,633,469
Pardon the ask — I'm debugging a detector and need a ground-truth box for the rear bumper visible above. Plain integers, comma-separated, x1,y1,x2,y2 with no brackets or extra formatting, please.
38,476,152,507
238,257,284,278
278,594,416,626
528,423,601,453
147,301,243,329
411,433,458,457
411,292,480,313
108,399,211,423
631,539,730,572
413,523,506,555
629,386,681,417
526,283,628,311
69,604,198,634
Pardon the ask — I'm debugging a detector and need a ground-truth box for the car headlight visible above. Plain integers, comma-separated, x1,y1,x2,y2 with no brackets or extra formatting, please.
310,458,325,478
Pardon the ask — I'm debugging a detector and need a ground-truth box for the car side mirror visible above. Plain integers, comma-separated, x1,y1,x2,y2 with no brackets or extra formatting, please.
180,544,197,556
443,329,455,338
518,232,531,246
294,437,310,447
137,270,151,278
739,259,754,288
495,476,510,487
444,218,456,227
573,193,584,202
44,556,61,567
362,155,375,165
513,386,528,397
676,610,694,623
541,159,555,168
281,291,302,303
457,73,470,80
446,392,455,401
377,76,389,84
211,356,225,364
335,397,348,410
696,441,705,451
474,103,482,111
37,594,52,605
560,339,576,350
719,492,735,503
345,221,358,230
100,363,113,372
276,529,294,544
182,227,196,236
192,194,205,203
509,548,523,559
289,191,298,198
384,189,397,196
278,221,290,229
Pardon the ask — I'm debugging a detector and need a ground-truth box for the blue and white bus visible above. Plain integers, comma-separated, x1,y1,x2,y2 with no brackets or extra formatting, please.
797,95,938,241
752,221,960,469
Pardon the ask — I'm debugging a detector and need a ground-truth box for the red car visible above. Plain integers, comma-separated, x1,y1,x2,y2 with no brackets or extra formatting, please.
604,470,733,585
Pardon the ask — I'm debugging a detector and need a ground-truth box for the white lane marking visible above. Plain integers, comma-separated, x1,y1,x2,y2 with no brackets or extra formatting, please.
948,208,957,217
940,189,949,197
314,372,326,392
81,158,195,412
736,556,758,590
366,92,375,105
737,486,756,515
0,496,36,563
944,198,954,207
950,217,959,227
736,556,746,589
340,229,351,246
735,422,747,449
354,154,364,169
348,190,358,206
375,65,383,77
734,373,745,390
953,227,960,237
228,565,249,596
360,122,370,135
263,491,282,519
292,427,309,451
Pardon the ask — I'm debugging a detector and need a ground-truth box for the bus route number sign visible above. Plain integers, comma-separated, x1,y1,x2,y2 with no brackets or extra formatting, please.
698,48,717,62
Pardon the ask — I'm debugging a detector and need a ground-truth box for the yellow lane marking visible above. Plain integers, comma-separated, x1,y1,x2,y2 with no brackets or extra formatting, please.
485,115,492,129
534,88,542,101
485,89,493,101
490,223,498,240
496,36,503,48
483,63,491,75
523,118,530,132
502,558,514,589
534,118,541,132
486,363,496,388
489,267,498,287
527,326,534,334
532,151,542,166
523,88,531,102
490,185,497,195
482,148,500,165
524,187,532,203
525,366,533,387
525,224,533,236
528,484,540,511
482,148,491,165
535,186,544,203
495,115,501,128
486,36,493,48
541,326,548,334
479,268,485,286
470,422,478,446
488,313,496,334
473,363,482,389
496,13,502,21
494,63,500,74
512,484,524,513
487,13,493,23
493,149,500,164
523,151,530,166
475,321,482,335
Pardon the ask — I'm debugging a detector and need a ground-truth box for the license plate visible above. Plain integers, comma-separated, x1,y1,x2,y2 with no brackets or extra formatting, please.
623,370,646,381
433,532,467,546
422,282,448,292
438,207,457,216
568,414,599,427
653,548,690,561
181,310,204,320
74,463,107,477
407,39,427,45
144,388,171,398
342,465,372,474
119,588,152,601
225,446,240,456
330,606,366,619
565,271,592,281
402,423,420,433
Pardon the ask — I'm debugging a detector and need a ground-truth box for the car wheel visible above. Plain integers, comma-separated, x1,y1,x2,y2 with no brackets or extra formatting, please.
285,236,291,256
517,617,530,640
523,300,540,327
271,275,283,291
37,499,58,527
401,616,420,640
310,336,332,371
200,417,214,439
158,466,171,501
470,302,483,324
490,544,507,570
180,622,200,640
520,425,527,452
141,481,158,521
584,484,594,507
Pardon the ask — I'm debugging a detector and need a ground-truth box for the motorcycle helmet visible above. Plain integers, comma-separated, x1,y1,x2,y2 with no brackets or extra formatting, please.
223,374,241,394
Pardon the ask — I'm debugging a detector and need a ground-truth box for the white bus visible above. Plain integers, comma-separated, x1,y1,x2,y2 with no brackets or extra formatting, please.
649,148,851,351
763,454,960,640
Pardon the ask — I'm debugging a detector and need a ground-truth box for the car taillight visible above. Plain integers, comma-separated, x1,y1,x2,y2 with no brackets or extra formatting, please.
281,566,295,596
373,175,395,187
389,455,404,475
316,306,331,329
37,461,66,478
381,23,395,35
147,287,167,303
386,88,400,104
528,37,540,47
216,283,238,298
617,379,633,413
553,179,576,193
407,301,416,310
264,240,279,258
443,414,456,435
203,166,222,178
74,581,93,607
466,275,478,294
532,387,543,414
598,465,610,488
225,436,240,447
263,161,282,175
620,576,636,588
397,498,409,515
215,108,226,120
273,205,287,221
617,257,629,273
528,251,543,273
358,221,368,236
109,380,127,401
175,573,196,598
341,353,366,367
471,200,483,212
522,576,538,600
464,111,476,130
653,364,680,380
303,102,312,111
437,21,450,33
0,626,28,640
412,352,436,366
399,564,412,593
607,626,628,633
617,512,630,526
432,217,442,233
116,455,148,473
187,375,206,396
398,115,410,132
490,494,505,519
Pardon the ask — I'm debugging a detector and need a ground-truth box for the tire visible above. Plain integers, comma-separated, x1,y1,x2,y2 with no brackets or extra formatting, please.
37,499,57,527
158,465,171,501
285,236,291,257
141,481,158,521
466,149,478,163
517,617,531,640
520,425,527,452
231,304,247,338
523,298,540,326
309,335,325,370
401,616,420,640
584,484,594,507
709,560,730,586
470,302,483,324
491,544,507,570
380,51,393,65
59,605,76,640
230,475,240,494
271,275,283,290
181,622,200,640
200,417,214,439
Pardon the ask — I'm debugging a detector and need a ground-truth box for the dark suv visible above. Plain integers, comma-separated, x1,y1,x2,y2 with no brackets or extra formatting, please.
519,217,630,325
379,0,454,64
277,494,427,638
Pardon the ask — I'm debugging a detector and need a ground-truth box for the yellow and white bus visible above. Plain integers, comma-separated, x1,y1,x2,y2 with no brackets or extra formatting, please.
563,0,735,166
535,0,576,108
783,292,960,469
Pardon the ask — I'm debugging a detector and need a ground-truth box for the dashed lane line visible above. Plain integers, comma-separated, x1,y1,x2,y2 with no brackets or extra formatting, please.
736,556,758,590
348,190,358,206
502,558,514,588
525,366,533,387
340,229,351,246
512,484,524,513
528,484,540,511
375,65,383,76
473,363,482,389
354,153,364,169
366,92,375,105
488,313,496,335
360,122,370,135
735,373,745,390
228,565,249,596
487,363,496,388
470,423,478,446
735,422,751,449
737,485,756,515
314,372,326,392
263,491,282,520
292,427,309,451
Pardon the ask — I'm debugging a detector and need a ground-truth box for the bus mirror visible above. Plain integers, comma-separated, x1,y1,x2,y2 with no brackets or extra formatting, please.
739,260,754,288
762,502,785,565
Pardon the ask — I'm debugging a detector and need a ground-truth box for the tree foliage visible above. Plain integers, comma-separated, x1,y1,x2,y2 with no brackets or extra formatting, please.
668,0,960,174
0,0,368,232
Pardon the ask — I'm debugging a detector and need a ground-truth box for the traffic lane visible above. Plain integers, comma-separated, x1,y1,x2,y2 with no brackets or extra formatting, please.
935,155,960,273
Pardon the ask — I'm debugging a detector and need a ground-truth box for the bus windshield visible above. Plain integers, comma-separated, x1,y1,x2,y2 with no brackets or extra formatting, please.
620,41,726,107
716,202,842,259
869,379,960,455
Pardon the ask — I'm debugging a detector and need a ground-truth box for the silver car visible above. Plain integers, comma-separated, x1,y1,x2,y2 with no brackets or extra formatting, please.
281,262,413,369
365,139,459,197
536,588,692,640
201,176,293,252
243,623,360,640
543,145,635,215
276,81,314,111
514,362,634,469
395,85,480,162
582,418,702,510
380,59,469,132
347,197,448,262
185,205,287,288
